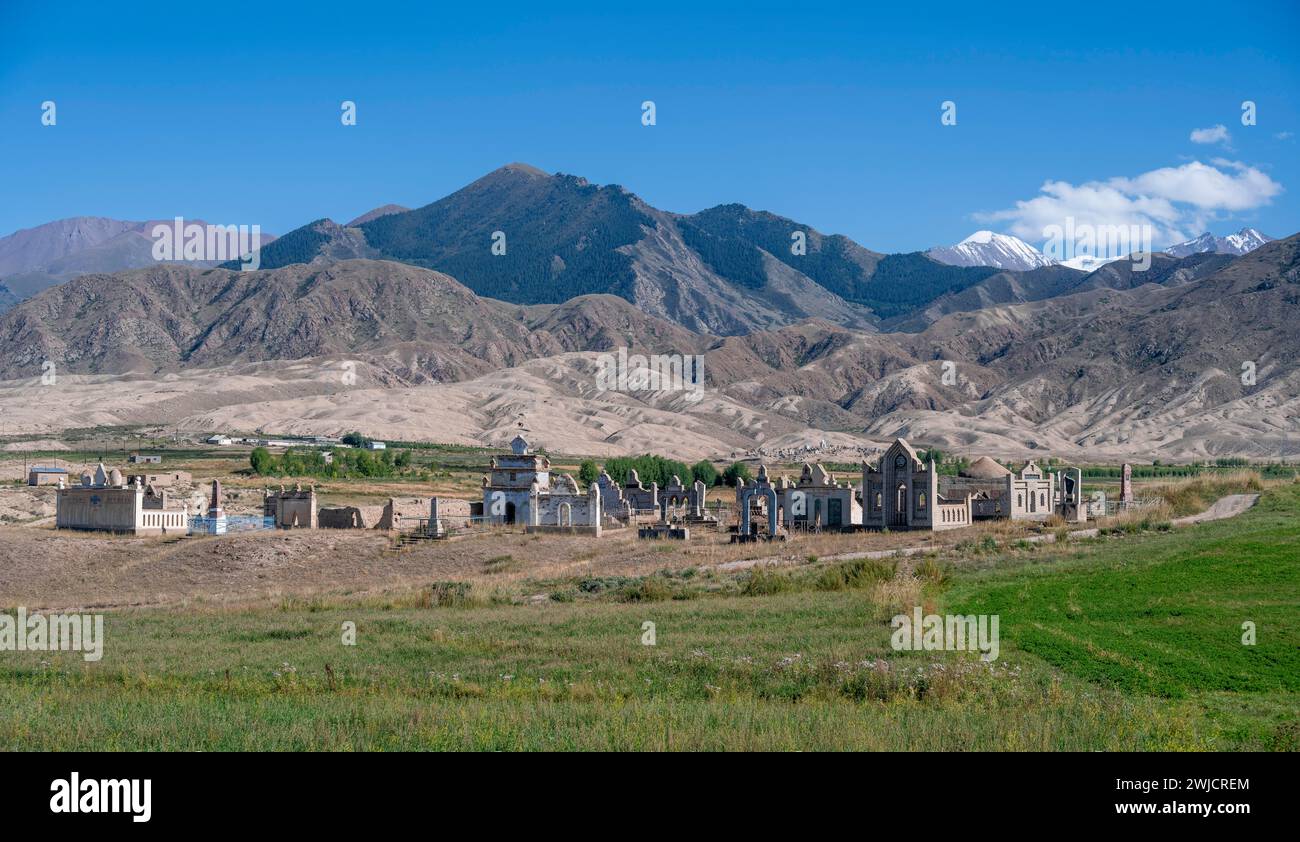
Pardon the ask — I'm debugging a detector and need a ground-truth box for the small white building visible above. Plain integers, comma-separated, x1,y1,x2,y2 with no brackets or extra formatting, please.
206,435,233,446
364,441,387,451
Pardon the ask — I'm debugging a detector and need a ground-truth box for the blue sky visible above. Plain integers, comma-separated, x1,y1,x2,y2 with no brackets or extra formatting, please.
1,0,1297,251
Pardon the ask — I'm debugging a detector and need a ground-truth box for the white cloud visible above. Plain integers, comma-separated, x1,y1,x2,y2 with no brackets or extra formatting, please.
978,160,1282,247
1112,160,1280,212
1190,124,1231,145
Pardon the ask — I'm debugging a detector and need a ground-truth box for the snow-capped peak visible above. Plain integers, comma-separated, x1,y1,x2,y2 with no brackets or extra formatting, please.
928,231,1054,272
1165,227,1273,258
959,230,998,245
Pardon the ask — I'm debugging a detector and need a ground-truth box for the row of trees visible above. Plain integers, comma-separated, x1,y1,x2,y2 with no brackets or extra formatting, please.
249,446,413,479
577,456,752,489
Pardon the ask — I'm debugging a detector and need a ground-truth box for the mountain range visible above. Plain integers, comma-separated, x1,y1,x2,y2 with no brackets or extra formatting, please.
1165,228,1273,258
0,164,1294,459
925,227,1274,273
0,217,277,305
0,166,1275,332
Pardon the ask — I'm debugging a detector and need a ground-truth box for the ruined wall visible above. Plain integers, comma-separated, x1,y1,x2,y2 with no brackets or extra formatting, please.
318,505,383,529
430,497,472,529
265,487,318,529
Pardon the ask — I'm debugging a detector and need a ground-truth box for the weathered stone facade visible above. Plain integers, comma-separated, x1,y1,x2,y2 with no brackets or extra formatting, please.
733,465,785,541
525,473,603,536
659,475,713,522
264,484,318,529
779,462,860,530
481,435,550,526
56,463,189,535
862,440,969,531
620,469,659,514
482,437,604,534
862,439,1084,531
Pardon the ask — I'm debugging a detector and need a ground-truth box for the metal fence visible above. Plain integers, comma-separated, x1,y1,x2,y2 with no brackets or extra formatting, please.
188,515,275,534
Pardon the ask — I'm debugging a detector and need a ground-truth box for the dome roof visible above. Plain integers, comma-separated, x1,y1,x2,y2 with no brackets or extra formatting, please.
961,456,1012,479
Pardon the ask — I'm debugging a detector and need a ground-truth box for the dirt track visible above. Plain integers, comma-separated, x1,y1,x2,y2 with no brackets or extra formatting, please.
1171,493,1260,526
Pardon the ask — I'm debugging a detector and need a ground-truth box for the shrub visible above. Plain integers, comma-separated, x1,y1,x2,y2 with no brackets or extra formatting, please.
742,566,792,596
578,576,634,594
618,576,673,602
424,581,475,608
916,557,948,587
814,558,893,591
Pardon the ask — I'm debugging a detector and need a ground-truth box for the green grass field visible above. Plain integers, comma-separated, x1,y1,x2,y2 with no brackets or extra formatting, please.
1,485,1296,750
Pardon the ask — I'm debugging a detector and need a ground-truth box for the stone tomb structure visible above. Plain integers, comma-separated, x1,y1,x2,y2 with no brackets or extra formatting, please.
732,465,787,542
524,473,603,536
318,503,385,529
264,484,318,529
56,463,190,535
481,437,603,535
481,435,550,526
862,440,971,531
862,439,1085,531
318,497,450,532
658,475,715,524
595,468,659,519
428,497,473,536
779,462,861,531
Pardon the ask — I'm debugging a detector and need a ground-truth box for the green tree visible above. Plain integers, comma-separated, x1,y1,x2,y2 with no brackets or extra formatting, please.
250,447,275,476
578,459,599,485
394,450,412,469
342,431,370,448
690,459,719,487
722,461,752,486
355,449,375,477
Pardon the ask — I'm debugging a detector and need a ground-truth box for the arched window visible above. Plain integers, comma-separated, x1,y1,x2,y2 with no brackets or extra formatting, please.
917,491,927,510
874,492,882,509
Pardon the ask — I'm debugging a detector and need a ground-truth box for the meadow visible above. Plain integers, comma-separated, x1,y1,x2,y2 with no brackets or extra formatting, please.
0,483,1295,751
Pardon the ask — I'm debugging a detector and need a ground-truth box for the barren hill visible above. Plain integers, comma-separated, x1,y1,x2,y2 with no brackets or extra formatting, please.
0,227,1296,461
0,259,700,382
